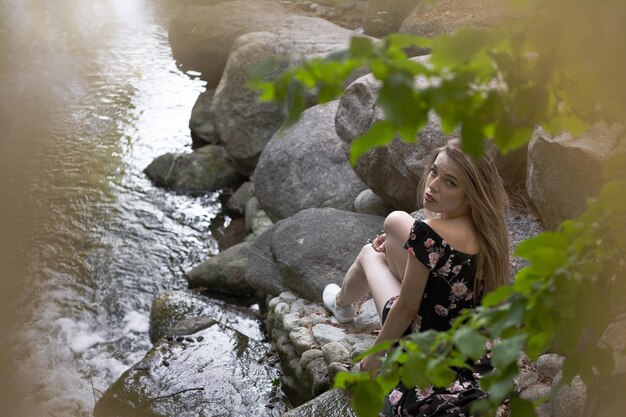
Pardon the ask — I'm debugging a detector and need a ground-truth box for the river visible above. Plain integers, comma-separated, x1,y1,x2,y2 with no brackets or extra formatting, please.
0,1,258,415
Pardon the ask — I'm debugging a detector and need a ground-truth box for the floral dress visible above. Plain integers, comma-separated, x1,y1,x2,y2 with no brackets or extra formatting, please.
381,220,492,417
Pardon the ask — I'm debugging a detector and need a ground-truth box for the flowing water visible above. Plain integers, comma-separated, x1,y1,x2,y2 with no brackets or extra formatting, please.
0,1,259,415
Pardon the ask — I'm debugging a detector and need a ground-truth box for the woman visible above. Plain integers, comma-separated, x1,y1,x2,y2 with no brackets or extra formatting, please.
322,139,509,416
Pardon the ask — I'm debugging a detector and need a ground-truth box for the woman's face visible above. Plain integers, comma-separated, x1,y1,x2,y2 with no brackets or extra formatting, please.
423,151,470,219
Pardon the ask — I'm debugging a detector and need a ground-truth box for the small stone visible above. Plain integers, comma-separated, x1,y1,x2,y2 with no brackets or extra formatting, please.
312,323,347,345
290,327,316,356
535,353,565,379
551,371,586,417
514,369,540,391
327,362,350,382
268,296,281,310
322,342,351,364
300,349,324,370
519,383,551,402
176,336,185,343
279,291,298,303
274,302,291,316
162,360,169,367
305,357,330,397
197,336,204,342
185,337,195,343
283,313,301,333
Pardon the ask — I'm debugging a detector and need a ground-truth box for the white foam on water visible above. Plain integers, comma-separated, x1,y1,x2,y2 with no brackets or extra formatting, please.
122,310,150,335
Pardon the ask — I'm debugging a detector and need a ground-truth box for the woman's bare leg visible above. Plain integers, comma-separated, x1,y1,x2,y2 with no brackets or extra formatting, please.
383,211,415,281
337,244,402,319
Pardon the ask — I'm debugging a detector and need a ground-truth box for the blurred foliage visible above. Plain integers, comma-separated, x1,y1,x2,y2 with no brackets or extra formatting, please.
249,0,626,415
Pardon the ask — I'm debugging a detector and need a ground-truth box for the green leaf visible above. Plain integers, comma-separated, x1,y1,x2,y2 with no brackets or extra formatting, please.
349,120,395,165
350,36,374,59
247,57,282,83
352,379,385,417
285,82,307,127
452,327,488,360
401,352,429,388
488,301,525,338
491,335,527,369
482,285,514,307
431,28,502,68
509,397,538,417
353,339,395,362
426,356,456,387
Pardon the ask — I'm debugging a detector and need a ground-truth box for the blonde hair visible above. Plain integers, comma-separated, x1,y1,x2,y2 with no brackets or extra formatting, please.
418,139,510,296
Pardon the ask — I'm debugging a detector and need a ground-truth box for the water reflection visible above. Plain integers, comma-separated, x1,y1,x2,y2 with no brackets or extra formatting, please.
0,1,237,416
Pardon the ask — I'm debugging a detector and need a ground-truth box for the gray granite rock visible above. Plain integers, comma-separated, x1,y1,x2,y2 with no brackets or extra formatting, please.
305,357,331,397
535,353,565,379
322,341,351,364
189,89,219,147
312,323,347,345
255,101,367,221
290,327,317,356
354,189,394,217
226,181,255,215
281,389,356,417
551,371,586,417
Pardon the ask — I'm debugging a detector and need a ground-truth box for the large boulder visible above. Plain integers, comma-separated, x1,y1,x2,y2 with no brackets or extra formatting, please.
93,322,285,417
399,0,520,37
143,145,243,194
189,89,219,148
363,0,420,37
168,0,291,88
526,123,623,230
186,241,255,297
255,101,367,221
336,64,529,211
245,208,384,301
335,68,449,211
210,16,357,175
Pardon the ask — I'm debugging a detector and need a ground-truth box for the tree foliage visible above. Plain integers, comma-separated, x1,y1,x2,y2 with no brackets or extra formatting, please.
249,0,626,415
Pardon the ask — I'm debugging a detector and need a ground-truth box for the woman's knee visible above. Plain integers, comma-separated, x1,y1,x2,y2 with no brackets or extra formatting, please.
384,211,413,238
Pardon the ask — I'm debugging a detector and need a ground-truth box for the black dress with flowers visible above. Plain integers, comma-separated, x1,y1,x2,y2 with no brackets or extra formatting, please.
381,220,492,417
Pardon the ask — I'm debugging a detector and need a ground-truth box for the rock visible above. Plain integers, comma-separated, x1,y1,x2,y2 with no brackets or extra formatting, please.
526,123,622,229
189,89,219,147
599,312,626,375
93,322,285,417
514,369,540,392
300,349,325,370
312,323,347,345
148,290,263,343
551,371,586,417
322,342,351,364
352,298,381,332
354,189,394,217
186,241,255,297
506,208,544,279
246,227,286,296
336,60,530,210
255,101,367,221
245,208,384,300
209,215,247,250
290,327,317,356
143,145,243,194
168,0,291,87
399,0,521,38
535,353,565,379
363,0,420,37
281,389,356,417
226,181,255,215
210,17,356,175
335,68,450,211
519,383,551,402
305,357,330,397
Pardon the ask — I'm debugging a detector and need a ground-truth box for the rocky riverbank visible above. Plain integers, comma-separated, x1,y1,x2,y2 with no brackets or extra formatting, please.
94,0,625,416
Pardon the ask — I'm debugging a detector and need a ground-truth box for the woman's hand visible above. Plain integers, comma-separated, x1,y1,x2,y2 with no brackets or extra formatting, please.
359,353,382,374
371,233,387,254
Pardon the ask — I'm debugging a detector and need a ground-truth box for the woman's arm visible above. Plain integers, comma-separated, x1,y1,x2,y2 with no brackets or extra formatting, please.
360,255,430,372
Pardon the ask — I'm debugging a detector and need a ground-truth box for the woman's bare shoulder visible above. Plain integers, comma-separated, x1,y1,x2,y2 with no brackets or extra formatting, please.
424,218,479,254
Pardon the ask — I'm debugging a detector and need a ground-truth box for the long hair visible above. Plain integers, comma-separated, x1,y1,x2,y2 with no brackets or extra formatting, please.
418,139,510,295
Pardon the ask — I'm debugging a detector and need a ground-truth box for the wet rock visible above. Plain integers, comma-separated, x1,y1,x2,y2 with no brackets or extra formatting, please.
93,322,284,417
255,101,367,221
143,145,243,194
226,181,255,215
354,189,394,217
148,290,263,343
169,0,291,88
281,389,356,417
527,123,623,229
186,241,255,297
246,208,384,301
189,89,219,148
